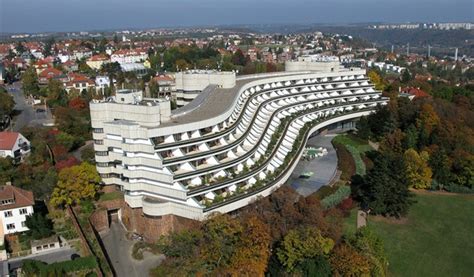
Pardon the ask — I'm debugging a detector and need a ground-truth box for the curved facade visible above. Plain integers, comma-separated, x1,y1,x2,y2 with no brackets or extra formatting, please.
90,68,388,220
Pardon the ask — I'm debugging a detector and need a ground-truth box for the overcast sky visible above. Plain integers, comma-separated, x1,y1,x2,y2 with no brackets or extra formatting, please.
1,0,473,33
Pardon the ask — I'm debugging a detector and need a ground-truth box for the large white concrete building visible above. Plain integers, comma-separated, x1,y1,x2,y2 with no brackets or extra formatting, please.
90,64,388,222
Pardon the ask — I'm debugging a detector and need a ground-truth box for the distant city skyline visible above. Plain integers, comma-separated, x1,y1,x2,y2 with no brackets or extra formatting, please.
1,0,473,33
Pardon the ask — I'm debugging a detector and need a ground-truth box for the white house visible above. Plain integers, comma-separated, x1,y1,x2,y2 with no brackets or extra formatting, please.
95,76,115,89
0,183,34,235
111,49,148,64
0,132,31,161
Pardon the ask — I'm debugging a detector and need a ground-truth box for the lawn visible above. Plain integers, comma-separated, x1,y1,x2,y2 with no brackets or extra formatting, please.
98,191,124,202
344,192,474,277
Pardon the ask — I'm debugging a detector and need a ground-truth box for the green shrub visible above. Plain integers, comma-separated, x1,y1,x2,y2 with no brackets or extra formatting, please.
22,256,98,276
314,186,339,200
333,142,356,180
321,186,351,209
346,145,366,175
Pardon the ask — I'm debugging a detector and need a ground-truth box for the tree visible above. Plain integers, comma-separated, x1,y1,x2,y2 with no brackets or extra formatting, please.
329,243,371,276
429,148,451,187
50,162,100,207
368,70,386,91
68,97,87,111
25,213,54,240
297,256,332,277
351,153,413,217
349,227,388,277
277,227,334,271
43,37,55,57
55,132,76,151
416,103,440,137
46,79,68,107
0,90,15,118
401,69,412,83
199,214,243,271
404,149,433,189
231,49,247,66
380,128,405,155
149,80,159,98
356,116,372,140
21,68,41,97
403,124,419,150
227,215,271,275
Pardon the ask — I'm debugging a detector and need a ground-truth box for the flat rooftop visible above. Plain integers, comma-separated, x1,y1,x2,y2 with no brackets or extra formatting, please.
159,71,312,127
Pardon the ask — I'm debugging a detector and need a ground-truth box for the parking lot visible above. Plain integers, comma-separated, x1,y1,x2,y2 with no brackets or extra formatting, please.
287,133,339,197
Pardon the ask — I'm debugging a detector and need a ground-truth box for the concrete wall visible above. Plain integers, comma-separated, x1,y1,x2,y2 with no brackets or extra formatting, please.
175,70,236,91
285,60,342,72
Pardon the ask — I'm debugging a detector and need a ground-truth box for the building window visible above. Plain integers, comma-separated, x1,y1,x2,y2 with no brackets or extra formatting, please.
36,246,42,251
21,221,26,227
93,128,104,133
20,208,28,215
6,223,15,230
4,211,12,217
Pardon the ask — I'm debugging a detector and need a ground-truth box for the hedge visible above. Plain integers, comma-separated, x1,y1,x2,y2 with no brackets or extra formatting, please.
321,185,351,209
22,256,98,276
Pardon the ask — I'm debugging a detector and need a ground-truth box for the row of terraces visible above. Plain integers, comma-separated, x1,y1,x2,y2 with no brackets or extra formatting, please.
150,74,369,150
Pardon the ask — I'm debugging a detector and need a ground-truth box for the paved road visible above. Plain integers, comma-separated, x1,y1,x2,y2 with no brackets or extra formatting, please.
1,246,78,274
5,82,53,131
101,222,164,277
288,132,340,197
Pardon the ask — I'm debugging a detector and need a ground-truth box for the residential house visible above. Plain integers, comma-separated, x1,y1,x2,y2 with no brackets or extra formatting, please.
86,54,110,70
62,60,78,72
33,59,53,74
111,49,148,64
150,74,175,96
64,73,95,93
0,132,31,161
401,87,432,99
0,183,34,235
95,76,115,93
38,67,67,85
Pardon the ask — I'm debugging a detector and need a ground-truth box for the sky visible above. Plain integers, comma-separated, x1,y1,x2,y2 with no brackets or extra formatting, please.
1,0,473,33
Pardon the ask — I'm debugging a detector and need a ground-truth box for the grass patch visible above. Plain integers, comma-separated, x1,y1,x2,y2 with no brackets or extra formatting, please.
98,191,124,202
344,193,474,276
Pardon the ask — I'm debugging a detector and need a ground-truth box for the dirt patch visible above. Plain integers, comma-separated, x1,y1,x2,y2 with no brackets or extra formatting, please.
370,215,409,225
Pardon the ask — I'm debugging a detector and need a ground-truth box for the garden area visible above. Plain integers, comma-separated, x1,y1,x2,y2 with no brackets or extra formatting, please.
332,133,374,180
343,192,474,276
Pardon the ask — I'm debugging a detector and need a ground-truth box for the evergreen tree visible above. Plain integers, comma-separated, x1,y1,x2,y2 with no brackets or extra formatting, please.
351,153,413,218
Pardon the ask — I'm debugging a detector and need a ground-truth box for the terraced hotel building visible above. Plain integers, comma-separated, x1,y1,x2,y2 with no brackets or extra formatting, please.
90,61,388,231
